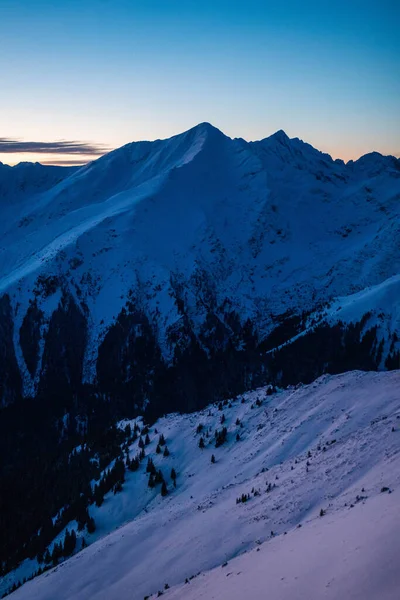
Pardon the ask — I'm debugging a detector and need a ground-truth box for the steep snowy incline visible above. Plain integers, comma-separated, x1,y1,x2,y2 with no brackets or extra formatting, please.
6,370,400,600
0,123,219,294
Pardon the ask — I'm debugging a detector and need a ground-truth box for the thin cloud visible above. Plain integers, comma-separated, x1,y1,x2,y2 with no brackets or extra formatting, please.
0,138,110,155
39,159,92,166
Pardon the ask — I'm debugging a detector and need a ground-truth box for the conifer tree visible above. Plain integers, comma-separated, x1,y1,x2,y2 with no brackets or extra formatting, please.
163,446,170,457
161,481,168,497
146,457,156,474
155,469,164,484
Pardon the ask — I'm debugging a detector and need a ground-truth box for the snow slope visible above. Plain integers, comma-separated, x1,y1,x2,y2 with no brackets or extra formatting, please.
0,123,399,396
6,369,400,600
164,489,400,600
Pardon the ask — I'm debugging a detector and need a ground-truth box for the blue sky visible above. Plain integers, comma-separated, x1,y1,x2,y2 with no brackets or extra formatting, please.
0,0,399,164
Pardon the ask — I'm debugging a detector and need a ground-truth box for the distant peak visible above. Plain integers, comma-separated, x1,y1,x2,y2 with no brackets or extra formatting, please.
269,129,290,144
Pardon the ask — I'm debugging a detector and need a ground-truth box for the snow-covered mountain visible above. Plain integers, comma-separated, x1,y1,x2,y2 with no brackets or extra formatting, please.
0,122,399,410
4,369,400,599
1,124,399,594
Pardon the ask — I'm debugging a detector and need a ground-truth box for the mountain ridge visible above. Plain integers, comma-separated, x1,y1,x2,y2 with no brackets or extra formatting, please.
2,122,399,171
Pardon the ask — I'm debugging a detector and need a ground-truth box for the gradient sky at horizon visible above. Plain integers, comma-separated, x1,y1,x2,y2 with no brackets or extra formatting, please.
0,0,399,165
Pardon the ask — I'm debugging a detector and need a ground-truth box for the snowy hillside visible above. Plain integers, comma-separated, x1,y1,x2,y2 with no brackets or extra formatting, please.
5,370,400,600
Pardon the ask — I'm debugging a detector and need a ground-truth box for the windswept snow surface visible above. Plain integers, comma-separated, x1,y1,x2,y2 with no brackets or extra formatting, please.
7,370,400,600
164,489,400,600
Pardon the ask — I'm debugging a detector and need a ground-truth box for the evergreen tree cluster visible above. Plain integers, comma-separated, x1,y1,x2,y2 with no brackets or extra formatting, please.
93,457,126,507
215,426,228,448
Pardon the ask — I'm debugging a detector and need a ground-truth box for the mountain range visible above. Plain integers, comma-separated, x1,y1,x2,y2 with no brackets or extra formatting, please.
0,123,399,596
1,123,399,411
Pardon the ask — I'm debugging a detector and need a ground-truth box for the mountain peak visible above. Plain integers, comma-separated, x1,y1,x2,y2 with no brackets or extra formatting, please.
183,121,225,139
269,129,290,144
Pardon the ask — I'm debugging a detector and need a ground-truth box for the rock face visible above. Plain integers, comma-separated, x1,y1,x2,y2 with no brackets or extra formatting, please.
0,123,399,414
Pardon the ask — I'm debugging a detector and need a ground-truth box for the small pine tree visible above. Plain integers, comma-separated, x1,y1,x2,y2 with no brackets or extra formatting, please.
138,437,144,449
155,469,164,484
236,433,240,442
220,414,226,424
161,481,168,497
199,436,205,449
145,433,150,446
235,418,240,426
146,457,156,474
156,443,161,454
171,468,177,481
129,456,139,471
163,446,170,457
81,537,87,549
159,433,166,446
211,454,216,464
